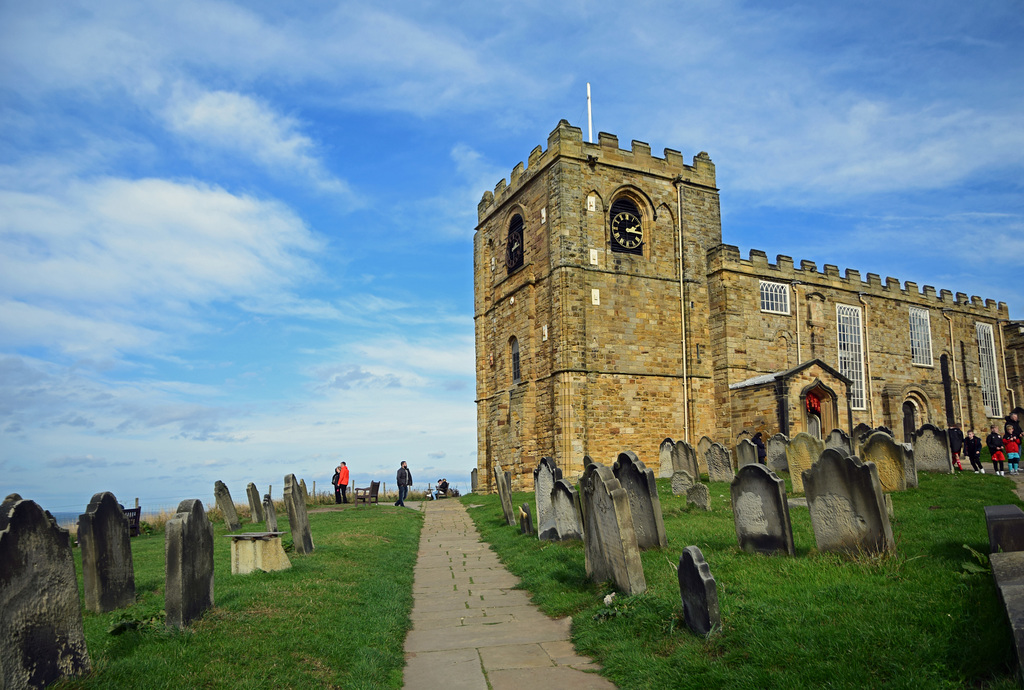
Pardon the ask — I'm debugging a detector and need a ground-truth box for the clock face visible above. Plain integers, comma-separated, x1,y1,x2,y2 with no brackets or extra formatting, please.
611,211,643,249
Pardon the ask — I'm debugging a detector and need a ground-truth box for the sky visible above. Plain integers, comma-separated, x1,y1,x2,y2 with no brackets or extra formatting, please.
2,0,1022,516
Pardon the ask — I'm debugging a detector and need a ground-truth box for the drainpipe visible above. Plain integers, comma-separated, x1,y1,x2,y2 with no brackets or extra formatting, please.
998,319,1016,412
791,281,802,363
674,176,690,444
941,309,965,424
858,293,875,426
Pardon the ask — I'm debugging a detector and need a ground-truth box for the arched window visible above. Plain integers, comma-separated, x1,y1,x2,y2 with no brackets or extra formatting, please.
506,214,524,272
609,197,643,255
510,337,521,384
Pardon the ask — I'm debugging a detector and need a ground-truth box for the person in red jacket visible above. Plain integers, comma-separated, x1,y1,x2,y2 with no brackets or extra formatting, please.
988,426,1005,476
1004,425,1021,476
334,461,350,504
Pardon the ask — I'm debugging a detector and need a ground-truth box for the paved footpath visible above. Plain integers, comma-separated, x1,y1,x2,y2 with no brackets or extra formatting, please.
402,499,616,689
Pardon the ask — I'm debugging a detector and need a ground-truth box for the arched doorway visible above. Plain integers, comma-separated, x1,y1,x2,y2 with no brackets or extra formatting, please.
802,382,837,439
902,400,917,443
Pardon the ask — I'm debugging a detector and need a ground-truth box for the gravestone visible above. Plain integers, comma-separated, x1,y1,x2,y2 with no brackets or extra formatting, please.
672,440,700,479
766,433,789,473
470,468,478,492
985,505,1024,553
299,479,309,503
672,470,695,496
730,464,795,556
705,443,734,483
214,480,241,531
852,422,873,444
687,483,711,511
551,479,584,541
901,443,919,488
860,432,907,492
786,433,825,494
912,424,953,473
0,494,91,686
658,438,675,478
736,430,752,443
612,451,668,549
165,499,215,628
533,457,562,540
825,429,853,455
678,546,720,636
697,436,713,475
579,462,646,595
493,463,516,526
802,453,894,555
284,474,314,555
246,483,263,523
519,503,534,535
735,438,758,468
262,494,278,532
78,491,135,613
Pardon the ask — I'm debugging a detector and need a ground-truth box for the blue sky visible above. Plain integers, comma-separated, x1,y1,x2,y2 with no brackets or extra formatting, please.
2,1,1022,515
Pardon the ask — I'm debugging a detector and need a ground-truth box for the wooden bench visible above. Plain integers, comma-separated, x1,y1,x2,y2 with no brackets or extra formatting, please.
122,507,141,537
354,481,380,507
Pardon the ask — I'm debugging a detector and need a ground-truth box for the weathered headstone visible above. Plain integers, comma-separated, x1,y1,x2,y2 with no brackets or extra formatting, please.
0,494,91,686
551,479,583,541
214,480,241,531
658,438,675,478
705,443,734,483
735,438,758,469
533,457,562,540
912,424,953,473
579,462,646,595
299,478,309,504
262,494,278,532
687,483,711,511
470,468,478,493
852,422,873,444
519,503,534,535
901,443,919,488
165,498,215,628
672,440,700,479
494,462,516,526
246,483,263,523
671,470,695,496
825,429,853,455
766,433,789,473
802,453,894,555
284,474,314,555
730,464,795,556
860,432,908,492
678,546,720,636
78,491,135,613
697,436,713,475
612,451,668,549
736,429,752,443
786,432,826,494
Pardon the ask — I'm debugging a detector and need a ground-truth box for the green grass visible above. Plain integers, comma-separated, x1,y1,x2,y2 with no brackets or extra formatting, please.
462,472,1022,689
60,505,423,690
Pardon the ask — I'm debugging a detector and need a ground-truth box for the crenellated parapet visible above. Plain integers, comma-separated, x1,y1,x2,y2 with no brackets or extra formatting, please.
707,244,1008,317
477,119,717,223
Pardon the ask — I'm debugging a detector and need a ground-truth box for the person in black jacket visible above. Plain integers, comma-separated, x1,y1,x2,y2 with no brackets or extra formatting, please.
753,432,767,465
1005,412,1022,437
948,423,964,471
964,429,984,473
987,425,1006,475
395,461,413,507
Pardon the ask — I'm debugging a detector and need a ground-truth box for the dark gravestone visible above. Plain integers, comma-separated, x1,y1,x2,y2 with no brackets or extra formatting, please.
284,474,313,555
551,479,583,541
612,451,668,550
678,546,720,636
0,494,91,687
580,462,646,595
533,457,562,540
214,480,241,531
825,429,852,455
735,438,758,468
165,499,215,628
766,433,789,473
672,440,700,479
705,443,734,483
78,491,135,613
852,422,873,444
802,453,894,555
912,424,953,474
494,463,516,526
470,468,478,493
519,503,534,535
730,465,795,556
990,552,1024,679
985,505,1024,553
658,438,675,478
246,483,264,523
262,494,278,532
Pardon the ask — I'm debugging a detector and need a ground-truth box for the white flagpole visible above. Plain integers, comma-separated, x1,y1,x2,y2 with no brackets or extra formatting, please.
587,83,593,143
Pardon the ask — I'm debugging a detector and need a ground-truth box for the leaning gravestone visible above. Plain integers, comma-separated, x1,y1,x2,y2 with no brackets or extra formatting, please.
766,433,789,473
519,503,534,535
470,468,478,493
551,479,584,541
493,462,516,526
78,491,135,613
697,436,713,475
912,424,953,473
672,440,700,479
735,438,758,468
852,422,873,445
901,443,919,488
802,453,894,555
705,443,734,483
165,498,215,628
299,479,309,504
730,465,795,556
672,470,695,496
579,462,646,595
825,429,853,455
246,483,263,523
658,438,675,478
787,433,825,494
284,474,314,555
678,546,720,636
533,457,562,540
687,483,711,511
262,494,278,532
860,432,907,493
214,480,241,531
612,451,668,549
0,494,91,687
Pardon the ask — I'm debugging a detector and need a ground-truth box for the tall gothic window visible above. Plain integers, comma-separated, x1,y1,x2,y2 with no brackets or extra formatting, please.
837,304,866,410
759,281,790,314
510,337,521,384
909,307,933,366
976,322,1002,417
506,214,524,272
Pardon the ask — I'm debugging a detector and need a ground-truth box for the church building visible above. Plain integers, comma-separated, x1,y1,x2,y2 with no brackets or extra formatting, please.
474,120,1022,491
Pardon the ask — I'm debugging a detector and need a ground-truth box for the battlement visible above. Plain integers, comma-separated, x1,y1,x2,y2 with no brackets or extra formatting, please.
477,120,717,223
708,244,1008,317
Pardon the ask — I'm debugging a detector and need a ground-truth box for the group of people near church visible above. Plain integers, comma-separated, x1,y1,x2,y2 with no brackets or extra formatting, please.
948,412,1022,476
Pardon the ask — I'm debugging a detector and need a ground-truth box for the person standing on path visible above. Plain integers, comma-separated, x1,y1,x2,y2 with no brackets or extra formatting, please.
334,461,350,504
988,425,1006,476
948,423,965,472
1004,425,1021,476
395,461,413,507
964,429,984,473
753,432,767,465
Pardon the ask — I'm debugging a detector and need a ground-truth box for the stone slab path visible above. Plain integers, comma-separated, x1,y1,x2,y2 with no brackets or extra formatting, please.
402,499,615,689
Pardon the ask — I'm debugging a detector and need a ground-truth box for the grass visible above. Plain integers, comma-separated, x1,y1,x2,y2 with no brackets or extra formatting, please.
461,471,1022,689
59,504,423,690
